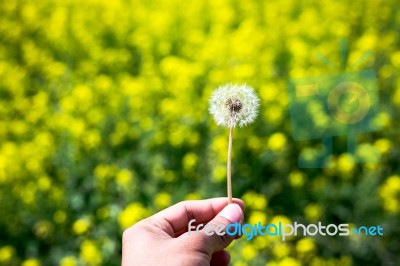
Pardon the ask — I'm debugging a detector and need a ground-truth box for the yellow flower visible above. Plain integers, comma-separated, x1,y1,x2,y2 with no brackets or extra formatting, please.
379,175,400,214
72,218,91,235
212,165,226,183
38,176,51,191
254,234,269,249
21,258,41,266
279,257,301,266
184,193,201,200
154,192,172,210
270,215,293,241
296,237,316,254
94,164,116,180
0,246,15,263
234,261,248,266
83,129,101,150
243,191,268,210
241,243,257,261
337,153,355,177
249,211,267,225
80,240,102,266
355,144,380,164
272,242,290,258
289,171,305,187
72,84,93,106
118,202,150,229
116,169,133,187
374,138,392,154
60,256,77,266
270,215,291,226
183,152,198,172
267,133,287,151
304,203,322,221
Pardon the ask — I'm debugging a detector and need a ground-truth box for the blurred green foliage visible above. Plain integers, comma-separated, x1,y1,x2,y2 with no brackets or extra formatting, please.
0,0,399,265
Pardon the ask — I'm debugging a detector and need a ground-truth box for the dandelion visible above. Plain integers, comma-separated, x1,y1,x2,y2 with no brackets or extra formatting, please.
209,84,260,203
209,84,260,128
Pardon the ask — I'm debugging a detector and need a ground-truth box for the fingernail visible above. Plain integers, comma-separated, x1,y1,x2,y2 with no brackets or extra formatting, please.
219,203,243,223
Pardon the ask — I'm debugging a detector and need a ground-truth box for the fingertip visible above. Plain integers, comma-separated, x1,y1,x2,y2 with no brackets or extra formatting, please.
218,203,243,223
232,198,246,211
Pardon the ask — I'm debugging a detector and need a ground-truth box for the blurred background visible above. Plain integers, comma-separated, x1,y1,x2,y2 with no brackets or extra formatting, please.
0,0,399,265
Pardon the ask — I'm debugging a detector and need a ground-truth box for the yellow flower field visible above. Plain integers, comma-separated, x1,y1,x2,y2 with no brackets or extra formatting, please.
0,0,399,265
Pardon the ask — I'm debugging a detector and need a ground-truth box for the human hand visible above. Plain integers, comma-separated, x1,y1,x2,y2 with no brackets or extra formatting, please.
122,197,245,266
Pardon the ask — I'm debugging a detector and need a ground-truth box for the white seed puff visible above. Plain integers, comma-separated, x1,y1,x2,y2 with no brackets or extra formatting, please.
209,84,260,128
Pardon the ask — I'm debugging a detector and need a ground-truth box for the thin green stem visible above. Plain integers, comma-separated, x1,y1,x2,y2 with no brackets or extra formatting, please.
227,126,233,204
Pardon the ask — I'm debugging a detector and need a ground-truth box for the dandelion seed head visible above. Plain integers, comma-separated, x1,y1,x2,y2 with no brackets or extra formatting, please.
226,98,243,113
209,84,260,128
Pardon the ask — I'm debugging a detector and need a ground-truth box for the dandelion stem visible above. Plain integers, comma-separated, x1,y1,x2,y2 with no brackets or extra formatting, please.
227,126,233,204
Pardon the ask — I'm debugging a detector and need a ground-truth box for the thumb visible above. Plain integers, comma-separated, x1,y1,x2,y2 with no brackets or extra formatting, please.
183,203,244,257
